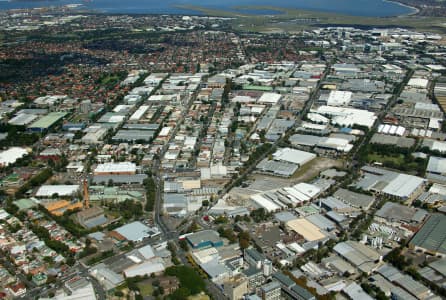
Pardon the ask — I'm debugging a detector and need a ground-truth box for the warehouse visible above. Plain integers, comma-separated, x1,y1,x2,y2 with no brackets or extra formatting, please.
8,113,38,126
186,230,223,249
333,189,375,210
36,185,80,198
410,214,446,257
285,218,328,242
0,147,29,167
92,174,148,185
94,162,137,175
113,221,160,242
326,90,353,106
426,156,446,183
313,106,377,128
273,148,316,166
27,112,67,132
129,105,150,121
124,261,165,278
257,92,282,104
256,159,299,177
112,130,155,143
333,241,382,274
370,134,415,148
81,127,108,144
357,166,425,201
375,202,427,226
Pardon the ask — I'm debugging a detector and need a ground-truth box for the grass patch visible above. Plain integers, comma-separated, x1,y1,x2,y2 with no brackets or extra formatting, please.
367,153,405,165
137,281,153,297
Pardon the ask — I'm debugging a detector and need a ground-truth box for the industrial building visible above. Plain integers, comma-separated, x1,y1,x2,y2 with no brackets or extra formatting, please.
333,241,382,274
113,221,160,242
410,214,446,257
285,218,328,243
251,183,321,212
356,166,425,201
93,162,137,175
35,185,80,198
0,147,29,168
426,156,446,183
186,230,223,249
260,281,281,300
27,112,67,132
375,202,427,226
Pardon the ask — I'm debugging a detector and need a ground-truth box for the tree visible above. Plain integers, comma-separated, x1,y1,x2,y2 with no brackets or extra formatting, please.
179,239,189,251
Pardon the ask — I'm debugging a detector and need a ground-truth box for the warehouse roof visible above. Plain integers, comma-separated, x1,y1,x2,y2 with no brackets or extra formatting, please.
28,112,67,129
36,185,80,197
427,156,446,175
114,221,153,242
376,202,426,224
273,148,316,166
334,241,381,274
0,147,28,167
333,189,374,209
382,174,425,198
410,214,446,255
313,106,377,128
257,92,282,104
94,162,136,174
343,282,373,300
286,218,327,242
186,230,222,247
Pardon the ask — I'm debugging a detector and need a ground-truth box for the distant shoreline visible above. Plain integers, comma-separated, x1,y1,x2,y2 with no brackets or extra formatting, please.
0,0,419,17
383,0,420,16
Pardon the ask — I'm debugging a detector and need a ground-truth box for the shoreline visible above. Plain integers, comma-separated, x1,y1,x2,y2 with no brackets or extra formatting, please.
383,0,420,16
0,1,421,17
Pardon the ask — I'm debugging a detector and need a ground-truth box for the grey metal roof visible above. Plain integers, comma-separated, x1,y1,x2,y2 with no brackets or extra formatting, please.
427,156,446,174
410,214,446,255
289,134,323,147
306,214,336,231
114,221,152,242
92,174,147,185
333,188,374,209
272,272,295,288
261,280,281,293
186,230,221,246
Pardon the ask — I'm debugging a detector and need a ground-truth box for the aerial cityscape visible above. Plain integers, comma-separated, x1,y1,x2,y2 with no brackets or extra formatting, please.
0,0,446,299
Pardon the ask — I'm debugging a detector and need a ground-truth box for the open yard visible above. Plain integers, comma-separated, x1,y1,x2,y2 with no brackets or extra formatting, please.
137,280,153,297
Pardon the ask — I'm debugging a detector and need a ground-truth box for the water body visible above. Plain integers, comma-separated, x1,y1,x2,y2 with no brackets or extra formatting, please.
0,0,416,17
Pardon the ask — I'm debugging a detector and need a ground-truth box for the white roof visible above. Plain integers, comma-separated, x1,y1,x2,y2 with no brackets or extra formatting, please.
307,113,329,124
36,185,80,197
94,162,136,174
251,194,281,212
273,147,316,166
0,147,28,167
257,92,282,104
382,174,424,198
159,127,172,137
427,156,446,174
137,244,155,260
129,105,149,121
327,90,352,106
292,183,321,198
314,106,377,128
431,141,446,153
407,78,429,89
232,95,256,103
124,262,165,278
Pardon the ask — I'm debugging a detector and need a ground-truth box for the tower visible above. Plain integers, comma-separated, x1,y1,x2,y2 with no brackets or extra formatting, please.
83,178,90,209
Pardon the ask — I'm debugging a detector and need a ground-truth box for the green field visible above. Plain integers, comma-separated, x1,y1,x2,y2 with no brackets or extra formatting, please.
137,281,153,297
367,153,405,165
